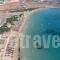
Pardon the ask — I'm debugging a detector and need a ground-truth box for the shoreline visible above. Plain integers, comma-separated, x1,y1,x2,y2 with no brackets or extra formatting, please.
19,11,32,34
19,11,32,60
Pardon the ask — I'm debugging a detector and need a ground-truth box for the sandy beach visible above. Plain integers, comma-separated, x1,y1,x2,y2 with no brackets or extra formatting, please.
10,11,32,60
19,11,31,33
19,11,31,60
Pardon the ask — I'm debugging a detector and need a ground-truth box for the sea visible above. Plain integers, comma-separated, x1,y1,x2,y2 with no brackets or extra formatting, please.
20,8,60,60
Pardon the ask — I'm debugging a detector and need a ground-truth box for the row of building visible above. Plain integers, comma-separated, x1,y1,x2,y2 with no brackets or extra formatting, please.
0,0,60,4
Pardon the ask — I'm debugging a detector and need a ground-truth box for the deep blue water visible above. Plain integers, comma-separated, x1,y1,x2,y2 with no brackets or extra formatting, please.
20,8,60,60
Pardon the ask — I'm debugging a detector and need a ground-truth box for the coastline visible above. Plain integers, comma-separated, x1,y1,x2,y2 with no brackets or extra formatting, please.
19,11,32,60
19,11,32,33
1,11,32,60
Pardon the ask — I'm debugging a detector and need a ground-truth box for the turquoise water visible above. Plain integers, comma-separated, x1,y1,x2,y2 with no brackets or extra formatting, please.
20,8,60,60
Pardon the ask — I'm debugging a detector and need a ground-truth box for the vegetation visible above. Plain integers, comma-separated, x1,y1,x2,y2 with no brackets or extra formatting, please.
0,27,10,34
0,15,18,34
7,15,18,25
